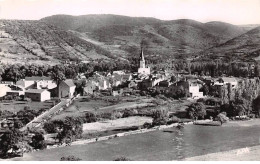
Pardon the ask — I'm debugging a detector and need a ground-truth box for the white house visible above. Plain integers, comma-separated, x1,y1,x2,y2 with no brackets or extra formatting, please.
113,70,125,75
16,76,57,90
214,77,238,88
98,78,111,90
58,79,76,98
0,84,11,97
25,89,51,102
188,82,204,99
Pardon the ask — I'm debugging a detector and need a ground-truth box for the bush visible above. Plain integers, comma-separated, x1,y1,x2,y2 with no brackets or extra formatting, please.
197,98,205,103
30,133,47,150
143,122,153,128
114,156,131,161
60,155,82,161
138,109,153,117
168,116,180,124
215,112,229,124
248,114,255,118
99,112,113,120
43,122,56,133
24,106,31,111
24,98,32,102
152,107,169,126
112,111,123,119
84,112,97,123
122,109,135,118
186,102,206,120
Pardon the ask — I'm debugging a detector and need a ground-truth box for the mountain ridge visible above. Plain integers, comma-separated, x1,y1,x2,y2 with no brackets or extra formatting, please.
0,14,259,65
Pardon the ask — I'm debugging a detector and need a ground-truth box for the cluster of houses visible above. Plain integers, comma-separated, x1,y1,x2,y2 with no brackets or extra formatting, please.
0,48,240,102
0,76,76,102
78,49,239,99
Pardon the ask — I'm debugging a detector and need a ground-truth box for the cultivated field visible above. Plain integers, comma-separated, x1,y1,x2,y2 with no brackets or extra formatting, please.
51,96,156,121
0,100,54,113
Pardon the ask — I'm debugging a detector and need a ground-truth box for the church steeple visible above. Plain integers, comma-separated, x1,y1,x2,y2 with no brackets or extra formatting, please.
140,47,144,61
137,47,150,75
139,47,145,68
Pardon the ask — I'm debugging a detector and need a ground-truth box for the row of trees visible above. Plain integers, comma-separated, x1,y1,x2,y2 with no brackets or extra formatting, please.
0,59,133,83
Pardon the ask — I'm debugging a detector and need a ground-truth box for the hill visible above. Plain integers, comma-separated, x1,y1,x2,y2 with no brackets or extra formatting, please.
42,14,253,62
0,14,257,65
199,26,260,62
0,20,115,65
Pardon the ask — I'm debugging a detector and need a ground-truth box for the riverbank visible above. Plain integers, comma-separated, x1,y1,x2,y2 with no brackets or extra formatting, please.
184,145,260,160
3,118,260,161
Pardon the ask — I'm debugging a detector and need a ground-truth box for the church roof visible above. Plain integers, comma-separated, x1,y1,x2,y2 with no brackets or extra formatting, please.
140,48,144,60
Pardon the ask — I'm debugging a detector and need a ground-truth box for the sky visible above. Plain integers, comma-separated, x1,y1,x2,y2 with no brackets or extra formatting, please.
0,0,260,25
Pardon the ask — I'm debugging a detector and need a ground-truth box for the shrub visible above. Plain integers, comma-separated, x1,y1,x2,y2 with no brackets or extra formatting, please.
30,133,47,150
43,122,56,133
168,116,181,124
112,111,123,119
24,106,31,111
114,156,131,161
84,112,97,123
215,112,229,124
152,107,169,126
122,109,135,118
143,122,152,129
60,155,82,161
99,112,113,120
186,102,206,120
24,98,32,102
197,98,205,103
248,114,255,118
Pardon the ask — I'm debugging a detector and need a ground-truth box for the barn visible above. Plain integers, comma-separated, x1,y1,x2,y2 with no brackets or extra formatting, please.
25,89,51,102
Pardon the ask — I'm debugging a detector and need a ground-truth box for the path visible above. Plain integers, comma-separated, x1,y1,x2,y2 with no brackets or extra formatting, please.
20,99,70,131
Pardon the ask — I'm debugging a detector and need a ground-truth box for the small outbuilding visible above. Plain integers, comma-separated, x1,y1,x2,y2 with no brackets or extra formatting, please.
25,89,51,102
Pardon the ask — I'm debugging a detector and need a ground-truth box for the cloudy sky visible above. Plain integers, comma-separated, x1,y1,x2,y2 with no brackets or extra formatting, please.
0,0,260,25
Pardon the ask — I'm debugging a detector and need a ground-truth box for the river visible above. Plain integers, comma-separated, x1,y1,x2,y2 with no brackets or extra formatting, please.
9,120,260,161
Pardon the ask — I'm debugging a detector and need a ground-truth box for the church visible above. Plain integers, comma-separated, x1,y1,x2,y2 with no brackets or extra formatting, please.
138,48,150,75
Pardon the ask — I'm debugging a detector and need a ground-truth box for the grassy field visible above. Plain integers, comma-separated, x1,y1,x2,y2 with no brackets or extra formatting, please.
0,100,54,113
51,96,156,121
83,116,152,133
8,120,260,161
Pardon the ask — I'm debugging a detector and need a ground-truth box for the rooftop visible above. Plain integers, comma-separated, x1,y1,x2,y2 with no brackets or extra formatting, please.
25,89,48,94
25,76,52,81
63,79,76,87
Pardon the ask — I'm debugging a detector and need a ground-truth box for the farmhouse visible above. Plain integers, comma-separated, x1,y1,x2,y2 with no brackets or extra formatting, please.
84,81,97,95
58,79,76,98
16,76,57,89
214,77,238,88
25,89,51,102
0,84,11,97
188,82,204,99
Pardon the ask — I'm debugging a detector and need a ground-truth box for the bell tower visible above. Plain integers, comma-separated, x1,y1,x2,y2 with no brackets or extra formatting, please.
139,48,145,68
137,47,150,75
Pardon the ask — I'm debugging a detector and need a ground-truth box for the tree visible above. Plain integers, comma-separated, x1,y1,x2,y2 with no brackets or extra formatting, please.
0,129,23,158
152,107,169,126
186,102,206,120
30,132,47,150
201,85,209,95
252,95,260,116
56,117,83,144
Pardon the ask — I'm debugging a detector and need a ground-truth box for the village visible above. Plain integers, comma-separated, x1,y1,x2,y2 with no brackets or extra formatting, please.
0,48,259,158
